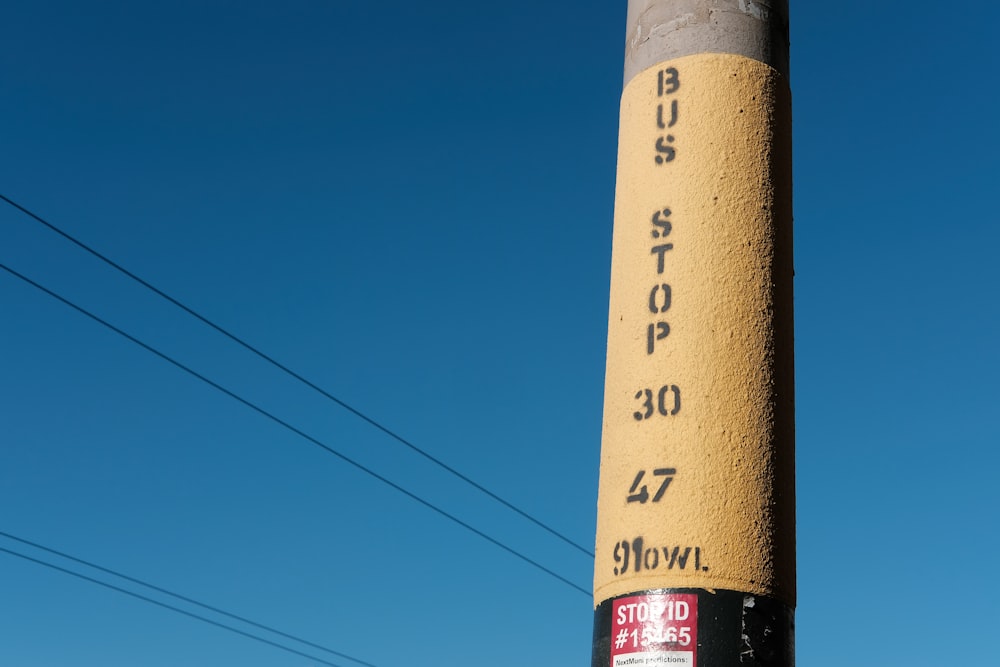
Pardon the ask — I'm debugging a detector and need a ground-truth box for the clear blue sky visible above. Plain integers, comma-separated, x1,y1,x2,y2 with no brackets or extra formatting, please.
1,2,997,665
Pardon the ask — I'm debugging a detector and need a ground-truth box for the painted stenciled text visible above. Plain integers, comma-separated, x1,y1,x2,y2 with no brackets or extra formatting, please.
646,208,673,356
626,468,676,504
654,67,680,164
632,385,681,420
612,537,707,577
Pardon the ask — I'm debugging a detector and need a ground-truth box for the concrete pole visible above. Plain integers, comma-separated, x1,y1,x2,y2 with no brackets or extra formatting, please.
592,2,794,666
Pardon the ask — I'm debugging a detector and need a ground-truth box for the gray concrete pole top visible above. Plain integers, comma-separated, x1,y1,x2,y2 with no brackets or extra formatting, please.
624,0,789,85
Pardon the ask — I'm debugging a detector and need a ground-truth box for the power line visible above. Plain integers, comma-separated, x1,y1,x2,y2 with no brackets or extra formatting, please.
0,530,375,666
0,544,350,667
0,192,594,559
0,262,591,597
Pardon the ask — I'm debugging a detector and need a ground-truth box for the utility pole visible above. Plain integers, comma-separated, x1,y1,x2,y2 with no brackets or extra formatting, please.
592,2,794,666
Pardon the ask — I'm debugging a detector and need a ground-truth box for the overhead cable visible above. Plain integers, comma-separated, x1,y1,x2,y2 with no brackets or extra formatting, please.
0,530,376,666
0,262,591,597
0,544,350,667
0,192,593,558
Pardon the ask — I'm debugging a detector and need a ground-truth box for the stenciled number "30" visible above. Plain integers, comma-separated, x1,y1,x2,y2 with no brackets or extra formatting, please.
633,385,681,420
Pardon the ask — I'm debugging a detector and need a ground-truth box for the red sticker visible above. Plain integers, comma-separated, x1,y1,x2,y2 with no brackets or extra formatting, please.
610,594,697,667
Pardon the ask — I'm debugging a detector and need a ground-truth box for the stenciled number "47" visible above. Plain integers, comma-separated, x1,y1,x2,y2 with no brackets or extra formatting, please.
627,468,677,504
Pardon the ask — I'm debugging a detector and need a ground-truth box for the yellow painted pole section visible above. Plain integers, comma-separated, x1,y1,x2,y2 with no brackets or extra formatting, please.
594,53,794,606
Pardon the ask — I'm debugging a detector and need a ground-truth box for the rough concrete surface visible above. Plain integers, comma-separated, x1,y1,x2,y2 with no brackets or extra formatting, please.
624,0,789,83
594,52,794,607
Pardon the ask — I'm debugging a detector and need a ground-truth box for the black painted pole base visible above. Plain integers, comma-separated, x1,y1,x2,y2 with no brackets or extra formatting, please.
592,589,793,667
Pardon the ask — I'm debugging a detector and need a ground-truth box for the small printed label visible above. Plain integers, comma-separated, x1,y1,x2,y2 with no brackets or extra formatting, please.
611,594,697,667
